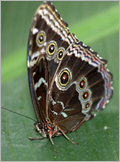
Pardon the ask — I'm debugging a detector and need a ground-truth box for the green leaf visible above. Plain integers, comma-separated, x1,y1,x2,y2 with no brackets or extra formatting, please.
1,1,119,161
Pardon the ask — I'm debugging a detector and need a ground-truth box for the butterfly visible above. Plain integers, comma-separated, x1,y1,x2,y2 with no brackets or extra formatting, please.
27,1,113,153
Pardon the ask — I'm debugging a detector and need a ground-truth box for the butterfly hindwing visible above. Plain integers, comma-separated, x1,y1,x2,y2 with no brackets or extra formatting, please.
47,43,113,133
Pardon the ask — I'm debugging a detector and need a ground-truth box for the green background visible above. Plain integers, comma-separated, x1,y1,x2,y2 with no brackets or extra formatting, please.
1,1,119,161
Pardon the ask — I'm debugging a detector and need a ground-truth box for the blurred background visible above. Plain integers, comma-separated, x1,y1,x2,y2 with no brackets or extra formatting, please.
1,1,119,161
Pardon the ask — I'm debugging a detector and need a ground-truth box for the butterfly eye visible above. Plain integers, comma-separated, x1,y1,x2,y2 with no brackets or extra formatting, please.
47,42,56,56
36,31,46,47
57,48,65,61
59,68,71,87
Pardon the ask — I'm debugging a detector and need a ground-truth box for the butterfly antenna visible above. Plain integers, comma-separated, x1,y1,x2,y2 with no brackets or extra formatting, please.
1,106,36,122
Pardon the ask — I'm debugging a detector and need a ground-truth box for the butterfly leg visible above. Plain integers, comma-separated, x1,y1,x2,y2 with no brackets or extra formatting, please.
48,133,58,154
58,126,79,145
29,136,58,154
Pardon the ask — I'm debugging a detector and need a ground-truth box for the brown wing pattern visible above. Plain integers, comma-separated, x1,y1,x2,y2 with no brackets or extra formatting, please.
47,43,113,133
27,1,78,122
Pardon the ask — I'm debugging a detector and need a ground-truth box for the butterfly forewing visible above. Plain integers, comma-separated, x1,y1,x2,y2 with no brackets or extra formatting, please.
28,2,72,122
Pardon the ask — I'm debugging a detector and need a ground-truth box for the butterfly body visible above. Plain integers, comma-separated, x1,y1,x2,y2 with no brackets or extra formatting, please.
27,1,113,153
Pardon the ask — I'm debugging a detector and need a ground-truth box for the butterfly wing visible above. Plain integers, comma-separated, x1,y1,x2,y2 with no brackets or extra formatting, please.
27,1,113,133
27,2,113,153
27,1,78,124
47,43,113,133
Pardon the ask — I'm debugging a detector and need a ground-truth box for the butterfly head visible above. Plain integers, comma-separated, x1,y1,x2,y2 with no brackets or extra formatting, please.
34,122,47,137
34,121,59,138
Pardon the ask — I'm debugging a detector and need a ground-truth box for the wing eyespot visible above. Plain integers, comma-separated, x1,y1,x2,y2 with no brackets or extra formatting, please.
47,42,56,55
79,78,86,90
84,102,91,110
36,31,46,47
82,91,89,100
57,48,65,61
58,68,71,87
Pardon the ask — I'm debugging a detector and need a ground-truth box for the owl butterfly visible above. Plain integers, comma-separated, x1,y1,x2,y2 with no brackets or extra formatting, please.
27,1,113,153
